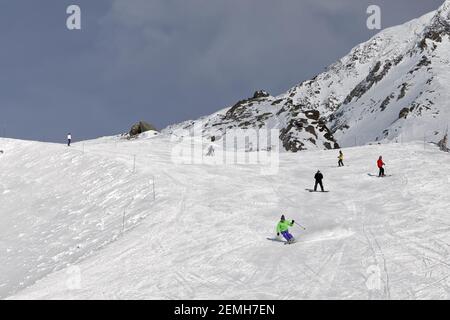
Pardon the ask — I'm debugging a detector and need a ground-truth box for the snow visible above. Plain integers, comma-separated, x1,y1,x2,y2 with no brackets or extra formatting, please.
2,135,449,300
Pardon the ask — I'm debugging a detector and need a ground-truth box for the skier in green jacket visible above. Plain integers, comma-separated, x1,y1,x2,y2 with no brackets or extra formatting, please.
276,215,295,243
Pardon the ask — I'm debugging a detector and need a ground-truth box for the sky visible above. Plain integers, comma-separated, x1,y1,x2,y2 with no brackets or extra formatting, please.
0,0,445,142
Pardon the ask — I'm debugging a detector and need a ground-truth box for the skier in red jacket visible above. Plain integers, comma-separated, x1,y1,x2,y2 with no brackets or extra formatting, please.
377,156,385,177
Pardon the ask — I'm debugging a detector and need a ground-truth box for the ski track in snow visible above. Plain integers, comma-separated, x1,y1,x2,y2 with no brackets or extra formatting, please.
0,136,449,299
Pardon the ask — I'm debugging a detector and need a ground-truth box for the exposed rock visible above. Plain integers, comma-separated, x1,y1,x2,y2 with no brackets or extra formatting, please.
129,121,158,136
305,125,317,138
252,90,270,99
437,132,449,152
397,83,408,100
304,110,320,120
399,108,410,119
380,93,395,111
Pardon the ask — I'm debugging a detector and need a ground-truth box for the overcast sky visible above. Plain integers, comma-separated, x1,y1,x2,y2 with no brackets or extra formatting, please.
0,0,444,142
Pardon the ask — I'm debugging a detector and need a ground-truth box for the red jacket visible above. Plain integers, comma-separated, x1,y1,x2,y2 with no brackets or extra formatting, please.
377,159,385,168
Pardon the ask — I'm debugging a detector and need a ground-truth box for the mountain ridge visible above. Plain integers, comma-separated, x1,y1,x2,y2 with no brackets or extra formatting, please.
163,1,450,151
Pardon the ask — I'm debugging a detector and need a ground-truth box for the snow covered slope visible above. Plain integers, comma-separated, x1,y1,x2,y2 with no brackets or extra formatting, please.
164,0,450,151
0,138,157,298
3,135,449,300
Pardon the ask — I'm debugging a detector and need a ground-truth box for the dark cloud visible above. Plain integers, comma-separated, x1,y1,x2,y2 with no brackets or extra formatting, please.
0,0,444,142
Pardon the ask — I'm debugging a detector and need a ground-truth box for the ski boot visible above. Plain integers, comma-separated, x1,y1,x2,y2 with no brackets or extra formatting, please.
285,238,296,245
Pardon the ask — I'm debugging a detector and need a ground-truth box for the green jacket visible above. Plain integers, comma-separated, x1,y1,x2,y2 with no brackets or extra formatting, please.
276,220,294,233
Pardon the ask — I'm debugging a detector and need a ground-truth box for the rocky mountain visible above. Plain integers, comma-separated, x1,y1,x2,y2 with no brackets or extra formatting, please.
164,1,450,152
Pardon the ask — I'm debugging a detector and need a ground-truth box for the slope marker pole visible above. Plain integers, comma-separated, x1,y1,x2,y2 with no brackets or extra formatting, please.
152,176,156,201
122,210,126,233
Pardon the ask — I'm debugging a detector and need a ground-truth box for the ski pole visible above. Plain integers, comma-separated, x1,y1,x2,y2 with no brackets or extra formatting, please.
294,221,306,230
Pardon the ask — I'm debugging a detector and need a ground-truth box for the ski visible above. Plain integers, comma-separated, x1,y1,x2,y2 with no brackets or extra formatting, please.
367,173,393,177
266,237,286,243
305,188,329,193
266,237,299,245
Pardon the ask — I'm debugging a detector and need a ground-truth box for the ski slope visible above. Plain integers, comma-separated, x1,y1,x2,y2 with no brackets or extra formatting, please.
1,136,449,299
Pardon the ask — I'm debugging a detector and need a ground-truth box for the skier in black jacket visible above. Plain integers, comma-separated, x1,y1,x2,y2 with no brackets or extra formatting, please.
314,170,325,192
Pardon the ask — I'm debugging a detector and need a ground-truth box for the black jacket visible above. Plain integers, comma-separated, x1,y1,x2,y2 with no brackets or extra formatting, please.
314,172,323,181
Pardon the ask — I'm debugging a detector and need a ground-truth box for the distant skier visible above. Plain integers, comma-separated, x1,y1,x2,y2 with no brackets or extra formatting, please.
276,215,295,243
338,150,344,167
206,145,215,156
377,156,385,177
67,133,72,147
314,170,325,192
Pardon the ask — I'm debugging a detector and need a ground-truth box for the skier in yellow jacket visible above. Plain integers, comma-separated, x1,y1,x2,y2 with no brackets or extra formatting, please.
338,150,344,167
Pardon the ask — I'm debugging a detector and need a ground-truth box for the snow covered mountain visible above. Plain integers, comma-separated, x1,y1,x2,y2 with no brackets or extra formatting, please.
164,0,450,151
